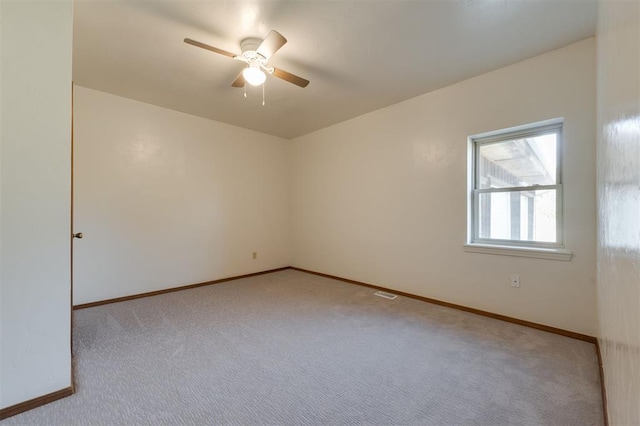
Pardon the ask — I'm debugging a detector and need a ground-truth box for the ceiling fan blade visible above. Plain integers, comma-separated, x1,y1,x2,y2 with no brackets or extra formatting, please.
231,72,245,88
272,68,309,88
184,38,236,58
256,30,287,59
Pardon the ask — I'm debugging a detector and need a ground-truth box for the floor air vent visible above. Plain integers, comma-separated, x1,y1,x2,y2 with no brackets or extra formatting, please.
374,291,398,300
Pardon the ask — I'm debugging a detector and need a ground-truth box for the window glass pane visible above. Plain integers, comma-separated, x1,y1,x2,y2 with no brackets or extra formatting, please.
477,189,556,243
478,133,557,189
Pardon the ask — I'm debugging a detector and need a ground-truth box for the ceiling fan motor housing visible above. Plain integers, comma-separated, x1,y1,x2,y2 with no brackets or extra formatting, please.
239,37,274,74
240,38,264,60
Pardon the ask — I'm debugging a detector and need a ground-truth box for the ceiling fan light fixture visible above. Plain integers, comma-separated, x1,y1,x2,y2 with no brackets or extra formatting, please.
242,64,266,86
184,31,309,88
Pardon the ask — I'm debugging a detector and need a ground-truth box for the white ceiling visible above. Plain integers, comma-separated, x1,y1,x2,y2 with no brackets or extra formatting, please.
73,0,597,139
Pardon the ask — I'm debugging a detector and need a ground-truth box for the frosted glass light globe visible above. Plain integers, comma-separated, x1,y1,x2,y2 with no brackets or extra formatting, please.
243,66,266,86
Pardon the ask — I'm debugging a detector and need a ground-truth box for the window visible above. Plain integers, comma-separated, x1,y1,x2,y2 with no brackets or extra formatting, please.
467,120,567,256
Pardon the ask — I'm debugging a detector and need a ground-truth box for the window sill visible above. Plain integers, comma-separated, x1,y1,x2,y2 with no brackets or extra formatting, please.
463,243,572,261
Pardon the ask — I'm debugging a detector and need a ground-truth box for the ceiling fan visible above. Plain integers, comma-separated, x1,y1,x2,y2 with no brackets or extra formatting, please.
184,30,309,89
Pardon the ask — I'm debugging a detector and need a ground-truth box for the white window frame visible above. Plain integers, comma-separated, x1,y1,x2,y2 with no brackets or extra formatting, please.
465,119,572,261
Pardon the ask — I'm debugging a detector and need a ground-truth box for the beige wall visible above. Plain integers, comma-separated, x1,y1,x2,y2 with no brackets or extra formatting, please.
596,0,640,424
0,1,73,408
291,38,597,336
72,86,291,305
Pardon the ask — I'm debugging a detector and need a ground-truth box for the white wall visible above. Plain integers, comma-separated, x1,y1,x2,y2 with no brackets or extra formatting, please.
596,0,640,423
291,38,597,336
0,0,73,409
73,86,291,305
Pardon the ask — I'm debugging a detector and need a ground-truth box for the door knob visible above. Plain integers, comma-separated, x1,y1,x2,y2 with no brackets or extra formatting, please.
73,232,83,239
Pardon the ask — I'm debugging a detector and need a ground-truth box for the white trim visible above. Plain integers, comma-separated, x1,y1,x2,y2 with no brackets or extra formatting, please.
475,184,559,194
469,118,564,142
463,243,572,261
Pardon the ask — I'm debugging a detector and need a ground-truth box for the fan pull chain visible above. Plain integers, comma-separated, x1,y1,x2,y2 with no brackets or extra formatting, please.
262,81,265,106
244,84,247,98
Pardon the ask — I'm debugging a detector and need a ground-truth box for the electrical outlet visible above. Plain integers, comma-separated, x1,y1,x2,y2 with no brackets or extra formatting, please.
511,274,520,288
252,252,257,260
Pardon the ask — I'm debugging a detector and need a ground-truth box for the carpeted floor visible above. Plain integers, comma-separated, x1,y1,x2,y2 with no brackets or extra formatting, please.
2,269,603,425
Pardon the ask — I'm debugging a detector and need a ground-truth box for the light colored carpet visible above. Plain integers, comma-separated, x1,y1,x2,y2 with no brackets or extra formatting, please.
2,269,603,425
